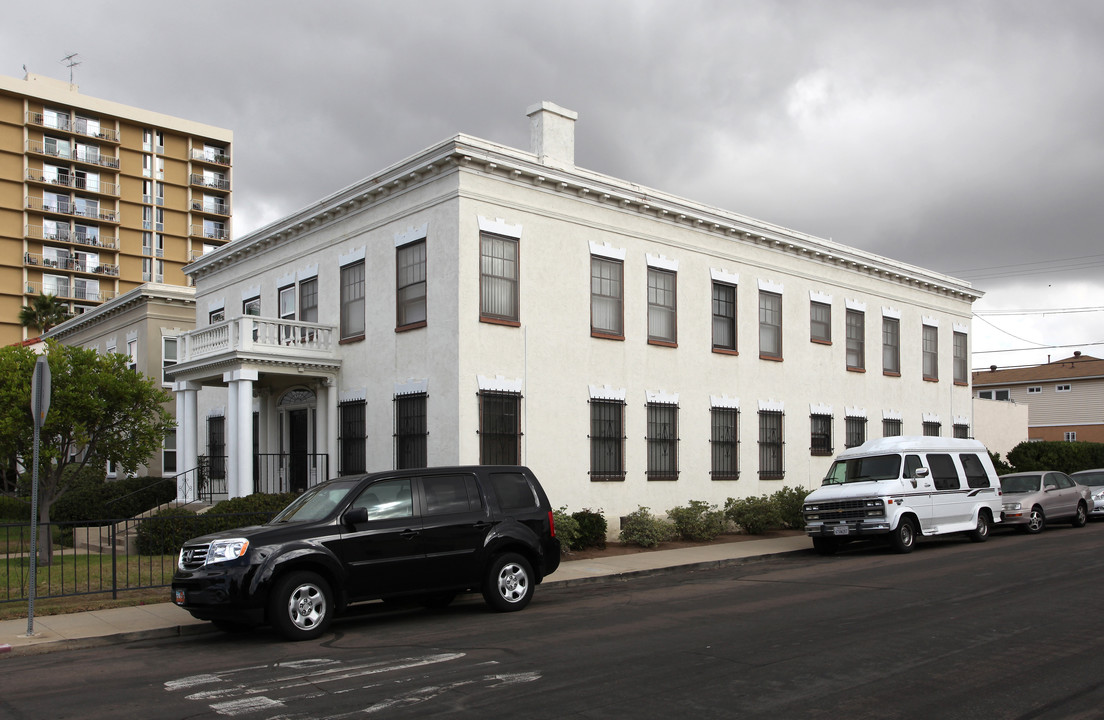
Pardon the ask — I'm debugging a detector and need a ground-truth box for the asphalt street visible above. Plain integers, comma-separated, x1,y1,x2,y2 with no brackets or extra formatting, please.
3,523,1103,719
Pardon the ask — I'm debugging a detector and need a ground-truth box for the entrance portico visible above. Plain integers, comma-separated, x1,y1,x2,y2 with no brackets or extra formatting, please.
169,315,341,501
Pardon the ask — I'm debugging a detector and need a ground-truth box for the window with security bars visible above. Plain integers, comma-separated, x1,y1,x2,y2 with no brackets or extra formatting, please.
589,399,625,480
397,240,427,328
953,423,970,439
810,414,833,456
759,410,784,479
710,407,739,479
480,391,520,464
395,393,427,469
883,418,902,437
339,400,366,475
480,233,519,323
845,416,867,448
647,403,678,479
923,421,941,437
207,416,225,480
712,282,736,352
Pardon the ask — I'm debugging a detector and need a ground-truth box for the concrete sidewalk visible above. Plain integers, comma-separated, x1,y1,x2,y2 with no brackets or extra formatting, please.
0,534,811,657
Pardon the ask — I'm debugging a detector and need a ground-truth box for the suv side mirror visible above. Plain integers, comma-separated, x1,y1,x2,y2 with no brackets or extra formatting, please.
343,506,368,526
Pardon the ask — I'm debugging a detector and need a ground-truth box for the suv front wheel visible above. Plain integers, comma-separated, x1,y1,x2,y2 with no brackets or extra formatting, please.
483,553,534,612
269,571,333,641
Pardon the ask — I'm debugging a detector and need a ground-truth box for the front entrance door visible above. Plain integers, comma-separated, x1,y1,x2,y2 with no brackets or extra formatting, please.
289,409,309,492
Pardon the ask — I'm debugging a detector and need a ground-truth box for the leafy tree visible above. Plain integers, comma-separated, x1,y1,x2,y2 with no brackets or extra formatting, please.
0,341,174,564
18,294,70,334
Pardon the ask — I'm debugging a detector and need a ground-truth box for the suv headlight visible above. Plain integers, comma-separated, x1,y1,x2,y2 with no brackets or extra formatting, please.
206,538,250,565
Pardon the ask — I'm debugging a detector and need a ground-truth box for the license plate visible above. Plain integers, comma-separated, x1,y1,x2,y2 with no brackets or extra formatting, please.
832,526,850,536
173,588,186,605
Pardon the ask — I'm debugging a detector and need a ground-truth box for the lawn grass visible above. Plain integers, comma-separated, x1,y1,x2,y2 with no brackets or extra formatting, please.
1,551,177,619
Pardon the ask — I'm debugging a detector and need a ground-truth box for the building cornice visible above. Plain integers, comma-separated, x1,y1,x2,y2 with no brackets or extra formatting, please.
44,284,195,340
188,134,981,303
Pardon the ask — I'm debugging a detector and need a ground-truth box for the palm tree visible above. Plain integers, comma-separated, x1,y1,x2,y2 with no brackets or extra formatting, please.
19,294,70,334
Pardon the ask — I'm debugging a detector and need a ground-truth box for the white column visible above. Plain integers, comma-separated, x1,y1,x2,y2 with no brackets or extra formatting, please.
326,378,339,480
226,380,239,498
224,369,259,498
315,380,329,484
173,381,200,503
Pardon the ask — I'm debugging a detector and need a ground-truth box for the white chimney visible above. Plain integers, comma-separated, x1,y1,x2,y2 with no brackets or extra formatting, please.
527,101,577,167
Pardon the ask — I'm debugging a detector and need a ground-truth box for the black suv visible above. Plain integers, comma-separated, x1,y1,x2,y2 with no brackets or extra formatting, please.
171,466,560,640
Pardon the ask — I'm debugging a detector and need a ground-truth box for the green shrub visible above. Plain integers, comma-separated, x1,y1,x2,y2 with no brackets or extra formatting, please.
136,507,201,555
197,492,301,535
769,486,809,530
1006,440,1104,474
725,495,782,535
552,506,580,554
0,496,32,521
619,506,675,548
666,500,727,542
571,508,608,549
51,472,175,523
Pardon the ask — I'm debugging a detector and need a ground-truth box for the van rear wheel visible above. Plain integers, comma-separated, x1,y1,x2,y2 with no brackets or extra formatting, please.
890,518,916,554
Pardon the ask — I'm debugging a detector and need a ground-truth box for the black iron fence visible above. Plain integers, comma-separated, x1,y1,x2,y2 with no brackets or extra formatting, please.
0,511,274,606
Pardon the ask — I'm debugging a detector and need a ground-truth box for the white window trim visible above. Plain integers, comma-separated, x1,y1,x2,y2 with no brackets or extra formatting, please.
395,224,429,247
394,378,429,397
711,268,739,286
646,253,679,272
1056,384,1072,392
478,216,523,239
646,389,679,405
710,394,740,409
590,241,626,261
589,384,627,402
478,375,524,393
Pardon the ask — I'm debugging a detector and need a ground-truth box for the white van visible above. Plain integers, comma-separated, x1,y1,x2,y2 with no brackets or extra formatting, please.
803,436,1003,555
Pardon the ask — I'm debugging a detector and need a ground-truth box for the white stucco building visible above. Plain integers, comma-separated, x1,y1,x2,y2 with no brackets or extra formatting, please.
168,102,981,524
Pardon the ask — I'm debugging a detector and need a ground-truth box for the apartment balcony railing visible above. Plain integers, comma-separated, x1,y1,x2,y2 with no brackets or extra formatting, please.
189,224,229,241
26,111,120,143
178,317,337,365
189,173,230,191
24,280,117,303
190,148,231,166
25,169,120,196
25,196,119,223
25,224,119,249
25,139,120,169
24,253,120,277
191,199,231,216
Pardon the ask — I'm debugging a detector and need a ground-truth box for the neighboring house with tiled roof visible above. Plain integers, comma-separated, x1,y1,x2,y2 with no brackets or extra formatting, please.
972,352,1104,442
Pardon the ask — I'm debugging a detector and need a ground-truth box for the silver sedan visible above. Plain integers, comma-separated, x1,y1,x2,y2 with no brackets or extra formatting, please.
1071,469,1104,519
1000,471,1091,533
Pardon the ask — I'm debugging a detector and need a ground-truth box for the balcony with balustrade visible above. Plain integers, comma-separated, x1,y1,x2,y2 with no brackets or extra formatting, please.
189,173,231,191
26,111,120,143
191,199,231,217
171,316,341,385
24,280,117,304
24,253,119,277
190,147,231,166
26,138,120,169
25,224,119,250
25,168,120,197
25,196,120,223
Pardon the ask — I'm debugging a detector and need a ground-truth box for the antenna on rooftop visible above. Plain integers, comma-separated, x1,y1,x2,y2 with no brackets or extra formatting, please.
59,53,81,84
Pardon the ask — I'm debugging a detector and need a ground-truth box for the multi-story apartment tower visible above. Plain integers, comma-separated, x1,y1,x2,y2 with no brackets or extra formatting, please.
0,72,232,345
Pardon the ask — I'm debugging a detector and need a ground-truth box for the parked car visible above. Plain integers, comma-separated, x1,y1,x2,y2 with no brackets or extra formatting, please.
171,466,561,640
1071,469,1104,519
803,437,1003,555
999,471,1090,533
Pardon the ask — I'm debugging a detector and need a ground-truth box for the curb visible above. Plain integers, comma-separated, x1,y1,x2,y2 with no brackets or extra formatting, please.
545,549,810,590
2,621,216,658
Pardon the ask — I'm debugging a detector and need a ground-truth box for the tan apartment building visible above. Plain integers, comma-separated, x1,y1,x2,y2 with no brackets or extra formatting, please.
0,72,232,346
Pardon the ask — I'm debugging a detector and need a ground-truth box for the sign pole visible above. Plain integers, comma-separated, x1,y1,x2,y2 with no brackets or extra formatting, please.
26,355,51,638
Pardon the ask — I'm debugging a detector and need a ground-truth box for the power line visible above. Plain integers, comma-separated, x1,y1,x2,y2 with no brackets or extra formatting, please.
976,306,1104,316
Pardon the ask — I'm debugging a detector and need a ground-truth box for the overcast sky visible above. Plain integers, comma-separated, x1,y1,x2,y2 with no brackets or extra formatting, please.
5,0,1102,370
